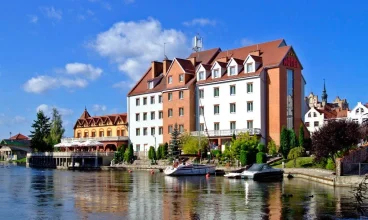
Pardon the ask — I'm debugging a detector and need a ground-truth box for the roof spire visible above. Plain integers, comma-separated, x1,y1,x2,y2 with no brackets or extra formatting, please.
322,79,328,102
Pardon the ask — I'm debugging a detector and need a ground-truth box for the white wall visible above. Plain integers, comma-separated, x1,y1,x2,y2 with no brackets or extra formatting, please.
304,107,324,134
197,76,263,133
128,92,163,154
226,58,242,76
348,102,368,124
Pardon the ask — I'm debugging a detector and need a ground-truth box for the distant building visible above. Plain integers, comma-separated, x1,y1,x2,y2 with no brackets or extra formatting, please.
0,133,31,160
347,102,368,124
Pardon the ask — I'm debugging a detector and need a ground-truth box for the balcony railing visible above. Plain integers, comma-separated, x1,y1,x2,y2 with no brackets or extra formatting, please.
61,136,128,143
27,152,115,157
191,128,261,137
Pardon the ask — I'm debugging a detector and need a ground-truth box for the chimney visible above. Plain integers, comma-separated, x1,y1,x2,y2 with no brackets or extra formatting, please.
188,57,196,66
163,59,172,75
151,61,163,78
250,50,260,56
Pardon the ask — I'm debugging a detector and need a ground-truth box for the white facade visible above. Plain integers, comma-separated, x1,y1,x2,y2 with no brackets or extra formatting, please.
304,107,325,134
348,102,368,124
127,92,163,156
196,73,266,144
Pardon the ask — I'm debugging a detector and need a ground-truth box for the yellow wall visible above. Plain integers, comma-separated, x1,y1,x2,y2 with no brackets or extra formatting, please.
74,123,128,138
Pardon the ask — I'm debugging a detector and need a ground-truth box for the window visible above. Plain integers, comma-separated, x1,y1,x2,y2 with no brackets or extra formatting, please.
199,71,204,80
313,112,317,117
179,107,184,116
136,144,140,152
168,93,173,101
143,97,147,105
200,123,204,131
247,83,253,93
159,127,163,135
362,108,365,113
179,91,184,99
305,122,310,127
230,121,236,130
308,112,311,118
158,95,163,103
91,131,96,137
229,66,236,75
214,87,219,97
143,112,147,121
168,108,173,117
200,106,204,115
107,130,112,136
179,124,184,132
135,113,140,121
214,69,219,78
77,132,81,138
148,81,153,89
287,69,294,129
230,103,236,113
143,128,148,136
168,76,173,84
214,123,220,130
247,101,253,112
179,74,184,82
136,98,140,106
214,105,220,115
246,63,253,73
117,130,120,136
84,131,88,137
230,85,236,95
168,125,173,134
136,128,140,136
151,127,155,135
314,121,319,127
99,131,104,137
247,120,253,129
199,89,204,99
151,111,155,120
159,111,163,119
150,96,155,104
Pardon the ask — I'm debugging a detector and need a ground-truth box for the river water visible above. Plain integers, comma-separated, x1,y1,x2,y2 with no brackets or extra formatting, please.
0,164,364,220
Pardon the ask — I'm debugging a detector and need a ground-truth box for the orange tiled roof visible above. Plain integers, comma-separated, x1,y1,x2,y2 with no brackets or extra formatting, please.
74,110,127,129
9,133,29,140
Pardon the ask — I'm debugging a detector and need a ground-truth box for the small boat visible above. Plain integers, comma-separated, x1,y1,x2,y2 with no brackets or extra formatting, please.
241,163,284,181
224,172,242,179
164,162,216,176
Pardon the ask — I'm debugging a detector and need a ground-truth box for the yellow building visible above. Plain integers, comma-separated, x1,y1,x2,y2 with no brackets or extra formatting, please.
71,108,128,151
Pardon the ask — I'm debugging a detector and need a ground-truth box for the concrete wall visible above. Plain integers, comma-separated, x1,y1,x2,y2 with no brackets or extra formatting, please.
339,146,368,175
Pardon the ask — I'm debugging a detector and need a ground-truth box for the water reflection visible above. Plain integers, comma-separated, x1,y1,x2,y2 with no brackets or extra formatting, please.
0,165,363,219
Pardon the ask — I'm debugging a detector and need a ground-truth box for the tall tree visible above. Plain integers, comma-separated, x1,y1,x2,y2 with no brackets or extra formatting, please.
29,110,51,152
312,120,360,164
280,126,290,158
299,124,305,148
168,123,181,161
47,108,65,147
289,129,297,149
180,132,208,154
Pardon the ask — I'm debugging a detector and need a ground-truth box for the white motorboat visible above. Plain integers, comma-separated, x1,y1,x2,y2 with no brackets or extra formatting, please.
164,163,216,176
224,172,242,179
241,163,284,181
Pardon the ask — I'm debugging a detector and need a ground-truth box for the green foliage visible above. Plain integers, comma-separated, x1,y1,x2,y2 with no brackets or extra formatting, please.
46,108,65,148
232,133,236,141
148,146,156,162
289,129,297,149
239,150,248,166
180,132,208,154
280,126,291,159
222,142,234,164
30,110,52,152
124,143,134,164
162,142,168,159
114,144,127,163
256,152,267,163
268,139,277,156
211,150,221,158
325,158,335,170
231,132,259,158
287,147,305,160
257,143,266,153
299,124,305,148
168,124,181,161
272,157,314,168
156,145,162,160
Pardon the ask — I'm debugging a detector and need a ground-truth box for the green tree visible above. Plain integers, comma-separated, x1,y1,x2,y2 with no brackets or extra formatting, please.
29,110,52,152
299,124,305,148
114,144,127,163
256,152,267,163
268,139,277,156
162,142,169,159
231,132,259,163
257,143,266,153
280,126,290,159
232,133,236,141
287,147,305,167
46,108,65,148
124,143,134,164
168,123,181,161
239,150,248,166
289,129,297,149
156,145,162,160
148,146,156,163
180,132,208,154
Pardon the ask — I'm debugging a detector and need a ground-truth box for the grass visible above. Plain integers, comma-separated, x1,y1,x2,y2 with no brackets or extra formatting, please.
271,157,315,168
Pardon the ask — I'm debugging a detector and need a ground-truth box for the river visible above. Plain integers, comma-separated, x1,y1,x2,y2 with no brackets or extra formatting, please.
0,164,363,219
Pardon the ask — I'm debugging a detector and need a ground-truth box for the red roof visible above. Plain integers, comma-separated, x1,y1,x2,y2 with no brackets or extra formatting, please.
9,133,29,140
176,58,195,73
74,110,127,129
315,108,337,119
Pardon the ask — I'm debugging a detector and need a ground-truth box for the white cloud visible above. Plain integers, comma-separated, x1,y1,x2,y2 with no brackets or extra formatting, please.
92,104,107,112
12,116,27,124
23,75,87,94
65,63,102,80
183,18,216,27
28,15,38,24
40,6,62,21
90,17,189,85
36,104,73,116
240,38,254,46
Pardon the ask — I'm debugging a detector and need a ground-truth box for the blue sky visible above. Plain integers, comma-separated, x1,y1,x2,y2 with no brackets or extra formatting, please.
1,0,367,139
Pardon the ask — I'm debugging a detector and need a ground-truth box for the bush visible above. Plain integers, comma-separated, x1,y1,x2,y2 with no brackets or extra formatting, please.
268,140,277,156
256,152,267,163
326,158,335,170
156,146,162,160
257,143,266,153
240,150,248,166
148,146,156,161
162,142,168,159
287,147,305,160
124,143,134,164
211,150,221,158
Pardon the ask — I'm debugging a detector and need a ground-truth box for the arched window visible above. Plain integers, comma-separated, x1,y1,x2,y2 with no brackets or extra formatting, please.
308,112,311,117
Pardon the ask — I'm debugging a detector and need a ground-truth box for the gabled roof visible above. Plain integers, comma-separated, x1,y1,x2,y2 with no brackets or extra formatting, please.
188,48,221,64
176,58,195,73
250,55,262,63
74,112,127,129
9,133,29,140
79,108,91,119
211,61,227,70
315,108,337,119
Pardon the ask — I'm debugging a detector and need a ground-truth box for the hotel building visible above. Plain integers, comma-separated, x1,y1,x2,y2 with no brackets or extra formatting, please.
128,39,308,157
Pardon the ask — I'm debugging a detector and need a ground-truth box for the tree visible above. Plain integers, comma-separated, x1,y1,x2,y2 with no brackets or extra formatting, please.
124,143,134,164
148,146,156,163
280,127,290,159
231,132,259,165
239,150,247,166
289,129,297,149
47,108,65,148
232,133,236,141
180,132,208,154
168,123,181,161
156,145,162,160
299,124,305,148
256,152,267,163
268,139,277,156
114,144,127,163
29,110,51,152
287,147,305,167
312,120,361,164
162,142,169,159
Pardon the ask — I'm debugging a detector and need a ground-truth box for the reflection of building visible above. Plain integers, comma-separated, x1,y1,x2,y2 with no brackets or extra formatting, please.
0,133,31,160
128,39,308,151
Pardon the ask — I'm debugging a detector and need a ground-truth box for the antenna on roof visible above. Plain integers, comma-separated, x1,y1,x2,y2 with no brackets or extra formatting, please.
164,42,169,60
192,33,203,52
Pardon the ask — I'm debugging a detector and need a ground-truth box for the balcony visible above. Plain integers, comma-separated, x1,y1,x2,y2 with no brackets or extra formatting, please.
190,128,261,137
61,136,128,143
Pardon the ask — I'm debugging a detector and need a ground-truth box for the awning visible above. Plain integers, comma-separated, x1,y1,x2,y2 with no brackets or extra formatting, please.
80,139,104,147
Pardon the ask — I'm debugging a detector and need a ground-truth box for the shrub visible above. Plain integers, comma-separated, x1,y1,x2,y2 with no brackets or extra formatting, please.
256,152,267,163
156,145,162,160
240,150,248,166
287,147,305,167
268,140,277,156
280,127,291,158
124,143,134,164
326,158,335,170
257,143,266,153
211,150,221,158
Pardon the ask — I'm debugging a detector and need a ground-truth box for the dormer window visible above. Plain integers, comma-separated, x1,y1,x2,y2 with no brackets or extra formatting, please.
168,76,173,84
213,69,220,78
148,81,153,89
246,63,253,73
229,66,236,76
199,71,205,80
179,74,184,82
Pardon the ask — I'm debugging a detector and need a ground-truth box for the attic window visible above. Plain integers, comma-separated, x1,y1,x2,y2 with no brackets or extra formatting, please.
213,69,220,78
198,71,205,80
246,63,253,73
148,81,154,89
229,66,236,76
168,76,173,84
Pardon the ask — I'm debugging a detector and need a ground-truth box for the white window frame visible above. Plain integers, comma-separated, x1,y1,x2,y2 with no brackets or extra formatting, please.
230,103,236,113
199,71,204,80
168,76,173,84
247,101,253,112
230,85,236,96
229,66,236,76
247,83,253,93
179,74,184,82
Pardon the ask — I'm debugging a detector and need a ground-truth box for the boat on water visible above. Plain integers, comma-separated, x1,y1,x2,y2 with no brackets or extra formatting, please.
224,167,248,179
241,163,284,181
164,162,216,176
